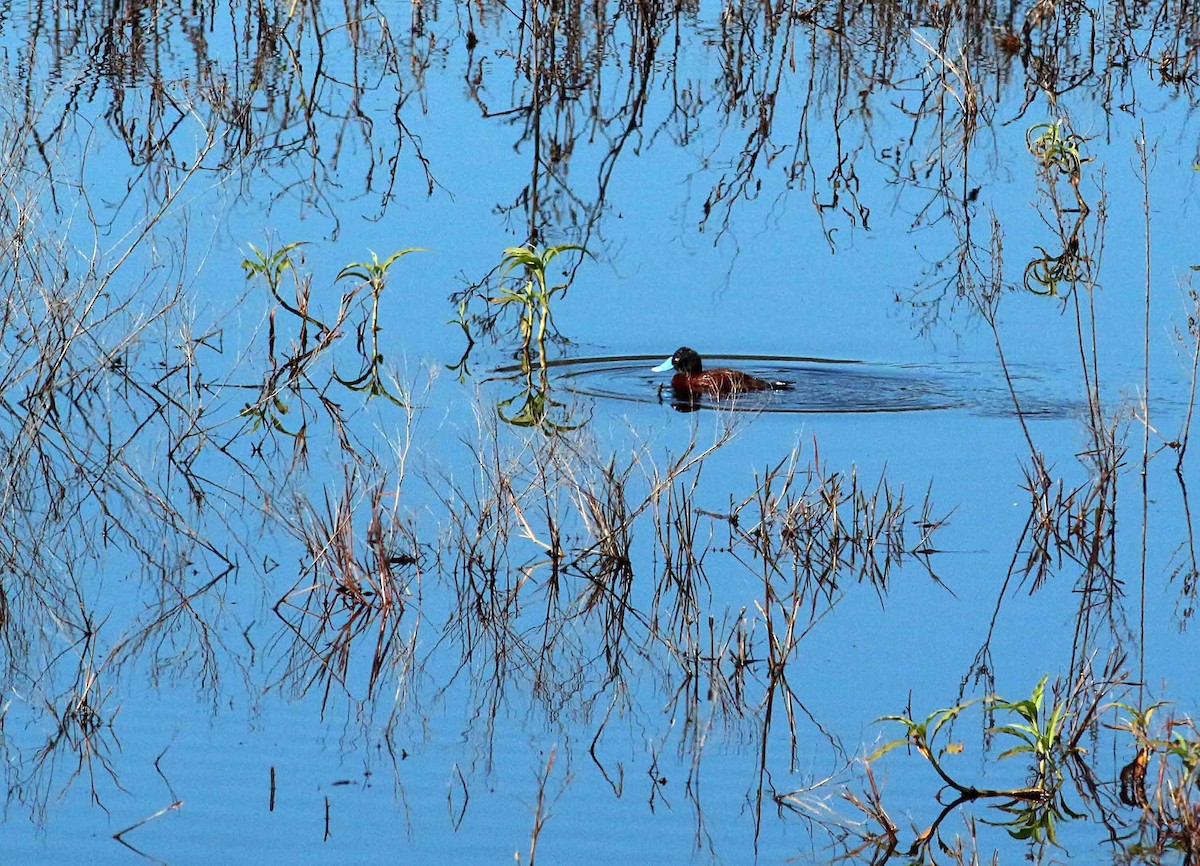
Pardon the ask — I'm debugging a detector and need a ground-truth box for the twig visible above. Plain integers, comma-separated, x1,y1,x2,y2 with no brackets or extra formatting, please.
113,799,183,842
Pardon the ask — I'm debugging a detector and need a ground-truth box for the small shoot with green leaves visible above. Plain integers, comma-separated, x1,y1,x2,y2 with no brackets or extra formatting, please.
870,677,1084,856
490,243,587,360
243,242,326,332
334,247,424,404
1026,119,1091,180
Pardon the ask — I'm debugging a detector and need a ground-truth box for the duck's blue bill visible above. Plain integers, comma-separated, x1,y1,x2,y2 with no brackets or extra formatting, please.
651,358,674,373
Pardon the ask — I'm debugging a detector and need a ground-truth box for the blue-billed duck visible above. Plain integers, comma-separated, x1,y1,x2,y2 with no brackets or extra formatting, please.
652,347,790,397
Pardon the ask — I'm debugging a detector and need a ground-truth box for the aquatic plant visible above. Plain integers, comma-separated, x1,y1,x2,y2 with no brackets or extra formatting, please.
334,248,424,404
496,372,587,434
240,241,346,445
490,243,587,358
1026,119,1090,180
990,675,1074,786
239,390,301,438
446,300,475,382
242,242,326,333
1023,239,1089,297
491,339,589,435
239,244,424,429
336,248,424,338
1108,703,1200,860
871,676,1089,853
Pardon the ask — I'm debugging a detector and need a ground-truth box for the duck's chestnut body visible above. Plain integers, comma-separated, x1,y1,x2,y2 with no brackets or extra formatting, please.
652,347,785,397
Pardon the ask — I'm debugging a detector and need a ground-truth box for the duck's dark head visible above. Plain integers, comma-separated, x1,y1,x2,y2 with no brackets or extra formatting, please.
652,346,702,375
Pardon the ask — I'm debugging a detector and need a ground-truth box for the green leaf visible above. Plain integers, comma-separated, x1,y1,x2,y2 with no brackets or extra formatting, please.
996,744,1035,761
866,738,912,761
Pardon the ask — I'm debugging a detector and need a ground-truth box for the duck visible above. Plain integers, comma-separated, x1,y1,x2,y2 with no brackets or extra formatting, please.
652,347,790,397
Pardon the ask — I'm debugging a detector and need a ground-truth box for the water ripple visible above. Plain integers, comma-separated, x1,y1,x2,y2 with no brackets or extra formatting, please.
492,354,955,414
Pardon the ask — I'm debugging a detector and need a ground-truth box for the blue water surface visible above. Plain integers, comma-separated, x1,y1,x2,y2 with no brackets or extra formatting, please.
1,0,1199,863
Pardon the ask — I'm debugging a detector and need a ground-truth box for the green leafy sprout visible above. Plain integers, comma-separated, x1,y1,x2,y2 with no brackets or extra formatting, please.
490,243,587,358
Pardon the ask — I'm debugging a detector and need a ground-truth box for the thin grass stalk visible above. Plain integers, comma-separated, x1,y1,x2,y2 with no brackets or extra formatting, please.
1137,123,1153,701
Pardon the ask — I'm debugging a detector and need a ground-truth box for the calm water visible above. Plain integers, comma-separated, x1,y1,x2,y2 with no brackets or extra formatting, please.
1,0,1199,862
